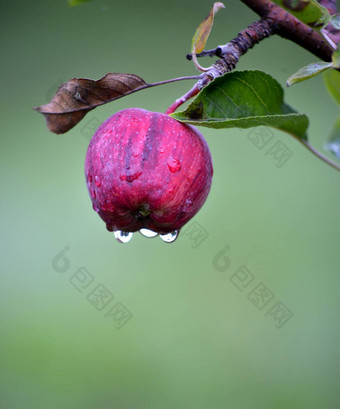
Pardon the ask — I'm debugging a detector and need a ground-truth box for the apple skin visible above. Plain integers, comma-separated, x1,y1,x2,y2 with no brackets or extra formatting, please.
85,108,213,234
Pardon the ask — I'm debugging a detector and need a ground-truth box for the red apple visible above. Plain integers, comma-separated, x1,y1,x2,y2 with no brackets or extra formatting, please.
85,108,213,241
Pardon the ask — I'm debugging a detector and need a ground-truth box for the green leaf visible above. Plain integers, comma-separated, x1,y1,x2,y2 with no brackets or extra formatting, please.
287,61,332,86
272,0,330,29
68,0,93,6
323,68,340,105
286,46,340,87
330,14,340,30
325,117,340,159
171,70,309,140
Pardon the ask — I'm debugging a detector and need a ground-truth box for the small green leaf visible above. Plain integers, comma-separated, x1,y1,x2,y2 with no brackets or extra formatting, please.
323,68,340,105
191,2,225,71
330,14,340,30
287,61,332,86
272,0,330,29
171,70,308,140
325,117,340,159
68,0,92,6
192,2,225,54
286,47,340,87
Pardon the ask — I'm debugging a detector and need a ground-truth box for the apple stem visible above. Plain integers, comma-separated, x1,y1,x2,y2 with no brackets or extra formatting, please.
165,83,201,115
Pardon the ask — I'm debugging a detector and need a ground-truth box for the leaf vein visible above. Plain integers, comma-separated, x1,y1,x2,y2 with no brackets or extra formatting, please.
233,76,270,114
204,93,228,117
215,86,246,116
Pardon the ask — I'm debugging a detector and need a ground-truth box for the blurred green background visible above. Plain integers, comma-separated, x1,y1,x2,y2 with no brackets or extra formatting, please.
1,0,340,408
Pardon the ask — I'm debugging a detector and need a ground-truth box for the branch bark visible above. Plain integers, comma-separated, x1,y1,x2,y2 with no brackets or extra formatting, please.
240,0,334,61
195,18,276,90
182,0,338,98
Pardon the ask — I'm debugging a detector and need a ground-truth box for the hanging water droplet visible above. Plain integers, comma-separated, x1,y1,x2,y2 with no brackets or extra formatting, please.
114,230,133,244
159,230,178,243
139,229,158,238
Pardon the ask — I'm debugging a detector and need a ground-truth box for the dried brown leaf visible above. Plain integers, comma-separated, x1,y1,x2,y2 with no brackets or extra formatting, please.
35,73,147,134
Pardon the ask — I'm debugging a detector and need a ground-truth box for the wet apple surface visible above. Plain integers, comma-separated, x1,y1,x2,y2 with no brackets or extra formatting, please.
85,108,213,242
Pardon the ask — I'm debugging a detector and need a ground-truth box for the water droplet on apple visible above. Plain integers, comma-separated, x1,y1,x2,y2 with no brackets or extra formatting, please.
94,175,101,187
167,158,181,173
159,230,178,243
120,171,142,182
114,230,133,243
139,229,158,238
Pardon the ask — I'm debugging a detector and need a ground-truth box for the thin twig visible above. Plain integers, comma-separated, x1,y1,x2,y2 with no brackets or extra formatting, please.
186,48,219,60
165,83,200,115
149,75,201,87
298,140,340,171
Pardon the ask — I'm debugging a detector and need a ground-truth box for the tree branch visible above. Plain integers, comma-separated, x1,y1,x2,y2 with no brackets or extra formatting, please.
190,19,275,92
240,0,334,61
180,0,338,103
166,0,340,172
